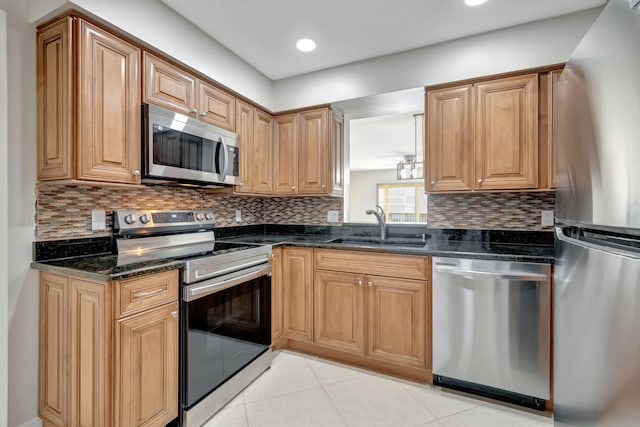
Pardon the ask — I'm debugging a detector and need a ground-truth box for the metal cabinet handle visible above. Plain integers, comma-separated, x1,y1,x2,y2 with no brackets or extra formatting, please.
132,170,140,177
430,180,436,185
191,109,198,114
321,184,326,189
200,111,207,117
170,311,178,318
367,280,373,287
291,186,296,191
357,279,363,286
477,178,483,184
132,286,167,299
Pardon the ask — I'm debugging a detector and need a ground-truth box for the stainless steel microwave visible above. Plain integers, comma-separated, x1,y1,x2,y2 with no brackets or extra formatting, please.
142,103,240,186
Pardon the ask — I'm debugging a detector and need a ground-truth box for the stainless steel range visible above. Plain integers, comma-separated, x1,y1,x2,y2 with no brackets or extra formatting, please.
113,210,273,427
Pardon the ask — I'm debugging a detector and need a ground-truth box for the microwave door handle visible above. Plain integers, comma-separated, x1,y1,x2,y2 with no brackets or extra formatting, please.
219,137,229,180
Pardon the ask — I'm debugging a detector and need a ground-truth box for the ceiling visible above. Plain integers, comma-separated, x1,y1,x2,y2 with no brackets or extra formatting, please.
161,0,605,80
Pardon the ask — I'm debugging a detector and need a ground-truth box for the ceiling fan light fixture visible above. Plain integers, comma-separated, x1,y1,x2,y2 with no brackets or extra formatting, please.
296,38,316,52
465,0,488,6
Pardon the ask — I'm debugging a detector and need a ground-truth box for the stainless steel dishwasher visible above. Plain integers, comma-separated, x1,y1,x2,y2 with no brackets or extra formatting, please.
432,257,551,410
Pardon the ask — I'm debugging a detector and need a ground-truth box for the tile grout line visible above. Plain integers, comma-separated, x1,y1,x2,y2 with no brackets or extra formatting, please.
305,356,351,427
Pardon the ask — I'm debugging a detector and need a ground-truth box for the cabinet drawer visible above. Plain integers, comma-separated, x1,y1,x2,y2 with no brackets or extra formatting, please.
315,249,429,281
115,270,179,318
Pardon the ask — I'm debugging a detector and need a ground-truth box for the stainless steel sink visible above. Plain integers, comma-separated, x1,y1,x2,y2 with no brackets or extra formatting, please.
326,237,427,247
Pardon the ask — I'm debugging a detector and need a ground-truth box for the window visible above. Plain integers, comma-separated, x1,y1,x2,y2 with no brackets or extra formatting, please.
377,183,428,224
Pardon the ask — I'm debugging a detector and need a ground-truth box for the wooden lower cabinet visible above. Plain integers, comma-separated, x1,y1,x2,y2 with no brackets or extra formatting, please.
367,276,426,368
282,247,314,342
314,270,365,355
38,270,179,427
116,303,178,427
271,247,284,346
277,248,431,380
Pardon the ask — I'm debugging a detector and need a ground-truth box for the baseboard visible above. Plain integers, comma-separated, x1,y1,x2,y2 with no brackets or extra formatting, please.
15,417,42,427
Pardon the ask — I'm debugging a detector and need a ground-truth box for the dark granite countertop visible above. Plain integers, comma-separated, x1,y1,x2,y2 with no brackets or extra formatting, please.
219,227,555,263
31,225,554,280
31,254,182,282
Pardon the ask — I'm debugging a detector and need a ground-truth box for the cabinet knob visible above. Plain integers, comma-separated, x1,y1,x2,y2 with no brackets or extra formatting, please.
357,279,363,286
132,170,140,177
477,178,483,184
191,109,198,114
200,111,207,117
367,281,373,287
430,180,435,185
170,311,178,318
291,186,296,191
321,184,326,189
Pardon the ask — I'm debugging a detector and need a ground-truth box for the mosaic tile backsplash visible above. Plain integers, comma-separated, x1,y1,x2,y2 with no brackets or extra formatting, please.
36,184,344,241
427,192,556,230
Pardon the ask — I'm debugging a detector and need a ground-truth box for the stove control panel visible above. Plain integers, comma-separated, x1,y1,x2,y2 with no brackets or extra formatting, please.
114,210,216,232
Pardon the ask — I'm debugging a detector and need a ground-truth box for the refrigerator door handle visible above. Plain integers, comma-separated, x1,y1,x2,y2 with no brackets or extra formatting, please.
555,227,640,260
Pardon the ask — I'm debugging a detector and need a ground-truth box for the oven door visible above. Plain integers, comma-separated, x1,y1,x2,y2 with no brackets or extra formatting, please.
143,103,240,186
181,263,271,409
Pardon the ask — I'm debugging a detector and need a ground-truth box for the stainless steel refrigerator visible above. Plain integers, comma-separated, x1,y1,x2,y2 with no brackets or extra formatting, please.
555,0,640,425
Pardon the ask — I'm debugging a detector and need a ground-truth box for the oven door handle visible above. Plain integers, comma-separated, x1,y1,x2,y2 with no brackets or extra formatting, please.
183,263,272,302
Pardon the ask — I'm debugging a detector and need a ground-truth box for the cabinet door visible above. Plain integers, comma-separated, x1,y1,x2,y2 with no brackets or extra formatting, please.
37,17,73,180
329,109,345,196
143,52,196,115
235,100,254,193
282,247,314,342
116,303,179,427
69,278,110,427
39,273,69,426
426,85,473,192
298,108,329,194
273,114,299,195
475,74,538,190
367,276,426,369
253,109,274,194
77,20,141,183
271,247,283,346
197,81,235,131
314,270,365,355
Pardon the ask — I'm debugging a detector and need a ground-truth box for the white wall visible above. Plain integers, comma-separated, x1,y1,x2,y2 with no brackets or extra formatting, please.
0,10,8,427
0,1,39,425
272,7,601,111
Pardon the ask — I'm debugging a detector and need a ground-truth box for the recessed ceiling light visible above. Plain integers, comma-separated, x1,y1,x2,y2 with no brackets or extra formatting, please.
296,38,316,52
465,0,488,6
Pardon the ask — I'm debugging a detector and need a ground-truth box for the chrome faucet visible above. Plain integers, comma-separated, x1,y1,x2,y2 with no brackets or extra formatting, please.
366,206,387,240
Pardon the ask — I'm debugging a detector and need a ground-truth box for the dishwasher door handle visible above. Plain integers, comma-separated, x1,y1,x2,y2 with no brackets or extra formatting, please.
434,265,548,282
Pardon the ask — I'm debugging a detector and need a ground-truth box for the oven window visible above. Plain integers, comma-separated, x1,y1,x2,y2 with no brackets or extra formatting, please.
183,275,271,408
153,125,217,173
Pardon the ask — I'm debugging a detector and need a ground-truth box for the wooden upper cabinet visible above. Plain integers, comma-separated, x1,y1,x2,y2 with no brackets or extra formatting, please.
77,21,141,184
298,109,329,194
37,17,141,184
253,109,274,194
37,17,73,180
548,69,564,190
197,81,235,131
143,52,196,115
143,52,236,132
475,73,538,190
426,85,474,192
330,109,345,196
235,100,255,193
274,114,299,194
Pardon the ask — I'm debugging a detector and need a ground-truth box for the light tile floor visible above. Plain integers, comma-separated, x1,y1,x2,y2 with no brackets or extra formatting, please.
203,351,553,427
